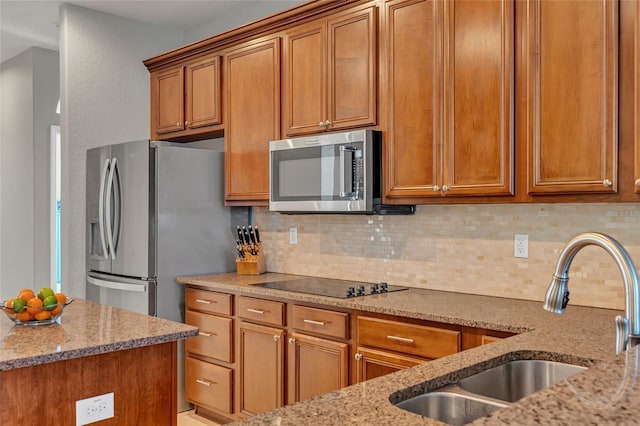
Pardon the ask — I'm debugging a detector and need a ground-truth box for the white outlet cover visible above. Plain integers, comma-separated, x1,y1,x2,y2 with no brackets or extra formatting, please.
289,227,298,245
514,234,529,258
76,392,114,425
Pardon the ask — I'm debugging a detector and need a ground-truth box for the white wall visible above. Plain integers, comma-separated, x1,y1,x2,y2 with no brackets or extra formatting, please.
0,47,59,300
184,0,306,44
59,4,184,297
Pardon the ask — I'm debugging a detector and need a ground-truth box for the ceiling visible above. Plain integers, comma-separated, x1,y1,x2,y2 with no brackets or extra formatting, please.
0,0,271,64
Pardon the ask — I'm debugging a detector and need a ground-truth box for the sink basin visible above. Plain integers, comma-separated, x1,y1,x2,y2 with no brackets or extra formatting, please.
394,359,588,424
395,392,507,426
458,359,587,403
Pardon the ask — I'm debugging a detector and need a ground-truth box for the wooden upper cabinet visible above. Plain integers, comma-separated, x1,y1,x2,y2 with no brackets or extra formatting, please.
224,38,281,205
385,0,513,199
524,0,618,194
442,0,514,196
635,0,640,194
283,6,377,136
151,66,184,135
150,53,222,140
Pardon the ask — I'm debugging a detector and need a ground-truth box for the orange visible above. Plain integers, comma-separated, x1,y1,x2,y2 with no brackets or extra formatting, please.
49,303,63,316
55,292,67,306
26,297,43,314
34,310,51,321
4,298,16,314
15,310,33,322
18,289,35,302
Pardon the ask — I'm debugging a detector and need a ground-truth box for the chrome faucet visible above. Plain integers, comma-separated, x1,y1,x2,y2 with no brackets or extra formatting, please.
543,232,640,355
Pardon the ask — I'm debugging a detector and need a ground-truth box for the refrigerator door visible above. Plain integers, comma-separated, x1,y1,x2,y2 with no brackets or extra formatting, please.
86,145,112,273
109,140,152,278
86,272,156,315
154,144,234,323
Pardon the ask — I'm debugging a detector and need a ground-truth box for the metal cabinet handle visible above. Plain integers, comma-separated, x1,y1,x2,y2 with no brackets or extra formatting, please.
288,337,296,344
196,299,215,304
303,319,326,326
324,120,332,127
355,353,363,361
198,331,216,337
442,184,450,192
603,179,613,187
176,122,180,126
387,335,415,344
433,185,440,192
196,379,215,386
247,308,265,315
319,121,326,128
274,335,281,342
635,178,640,188
185,120,190,127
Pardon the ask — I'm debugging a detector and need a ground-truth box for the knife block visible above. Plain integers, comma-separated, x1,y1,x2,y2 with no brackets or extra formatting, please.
236,254,266,275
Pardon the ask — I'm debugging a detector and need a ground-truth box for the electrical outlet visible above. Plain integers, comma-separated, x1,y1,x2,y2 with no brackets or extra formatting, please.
289,227,298,245
514,234,529,258
76,392,114,425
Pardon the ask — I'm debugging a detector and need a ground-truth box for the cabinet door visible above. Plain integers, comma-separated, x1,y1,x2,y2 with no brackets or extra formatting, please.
287,332,348,404
283,22,326,136
354,347,423,383
635,0,640,194
151,66,184,135
225,38,281,205
185,55,221,130
238,321,285,416
385,0,442,199
525,0,618,194
442,0,514,196
327,6,377,131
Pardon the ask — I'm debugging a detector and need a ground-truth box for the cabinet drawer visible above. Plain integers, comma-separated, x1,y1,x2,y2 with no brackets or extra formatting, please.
291,305,348,339
185,311,233,363
186,288,233,316
185,357,233,415
357,316,460,359
238,296,284,326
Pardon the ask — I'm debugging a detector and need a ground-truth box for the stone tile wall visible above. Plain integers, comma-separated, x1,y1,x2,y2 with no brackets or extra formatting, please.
255,203,640,310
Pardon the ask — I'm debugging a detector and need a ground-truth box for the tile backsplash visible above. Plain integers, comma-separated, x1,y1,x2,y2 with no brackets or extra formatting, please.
255,203,640,311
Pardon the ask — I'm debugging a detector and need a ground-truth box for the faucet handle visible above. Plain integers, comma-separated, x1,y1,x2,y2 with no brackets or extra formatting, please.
615,315,630,355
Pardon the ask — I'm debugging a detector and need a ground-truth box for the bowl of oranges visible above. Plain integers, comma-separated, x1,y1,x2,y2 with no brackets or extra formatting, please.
2,288,71,326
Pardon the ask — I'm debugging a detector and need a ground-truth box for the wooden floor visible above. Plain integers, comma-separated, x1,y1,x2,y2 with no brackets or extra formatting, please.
178,410,222,426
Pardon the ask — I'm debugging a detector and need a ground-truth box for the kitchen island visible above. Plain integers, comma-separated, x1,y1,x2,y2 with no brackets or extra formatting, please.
179,272,640,425
0,298,197,425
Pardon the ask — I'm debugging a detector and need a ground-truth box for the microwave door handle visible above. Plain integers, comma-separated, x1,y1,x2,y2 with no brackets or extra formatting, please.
339,146,355,199
98,158,110,260
105,157,117,260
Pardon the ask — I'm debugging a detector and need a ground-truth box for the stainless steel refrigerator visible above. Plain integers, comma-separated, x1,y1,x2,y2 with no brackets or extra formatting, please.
85,140,241,412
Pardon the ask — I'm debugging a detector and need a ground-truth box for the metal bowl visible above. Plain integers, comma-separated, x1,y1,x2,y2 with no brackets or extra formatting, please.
1,298,73,326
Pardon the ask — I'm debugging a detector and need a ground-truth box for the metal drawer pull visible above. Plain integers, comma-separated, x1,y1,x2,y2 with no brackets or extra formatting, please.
198,331,216,337
246,308,265,315
387,335,415,344
196,379,215,386
196,299,215,304
303,319,326,326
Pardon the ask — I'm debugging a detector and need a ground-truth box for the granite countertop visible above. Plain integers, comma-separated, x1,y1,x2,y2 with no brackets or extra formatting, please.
179,272,640,425
0,298,197,370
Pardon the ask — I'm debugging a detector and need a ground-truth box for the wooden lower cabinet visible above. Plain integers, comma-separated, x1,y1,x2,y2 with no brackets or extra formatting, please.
354,346,424,383
238,321,285,415
185,356,233,415
287,332,349,403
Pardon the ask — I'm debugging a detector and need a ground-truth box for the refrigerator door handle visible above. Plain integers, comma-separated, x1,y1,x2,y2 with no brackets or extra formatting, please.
98,158,110,260
112,158,122,255
105,157,117,260
87,275,147,293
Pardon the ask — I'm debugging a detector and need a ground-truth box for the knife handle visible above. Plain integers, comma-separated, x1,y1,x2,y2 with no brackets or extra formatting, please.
254,226,261,244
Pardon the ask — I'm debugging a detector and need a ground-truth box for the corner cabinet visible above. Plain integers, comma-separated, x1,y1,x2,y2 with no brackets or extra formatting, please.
224,38,281,206
384,0,514,200
150,53,222,140
524,0,618,195
282,5,377,136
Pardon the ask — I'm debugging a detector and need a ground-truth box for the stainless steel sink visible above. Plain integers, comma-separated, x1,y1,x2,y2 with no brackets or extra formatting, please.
395,392,507,426
394,359,588,424
458,359,587,403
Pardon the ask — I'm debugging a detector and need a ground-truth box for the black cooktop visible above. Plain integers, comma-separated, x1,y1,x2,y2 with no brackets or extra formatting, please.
253,277,409,299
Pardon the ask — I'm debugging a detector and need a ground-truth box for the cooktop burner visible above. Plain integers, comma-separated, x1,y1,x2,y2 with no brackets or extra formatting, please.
253,277,409,299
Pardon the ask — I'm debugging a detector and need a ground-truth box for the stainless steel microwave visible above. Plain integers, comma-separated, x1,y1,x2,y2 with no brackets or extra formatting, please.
269,129,415,215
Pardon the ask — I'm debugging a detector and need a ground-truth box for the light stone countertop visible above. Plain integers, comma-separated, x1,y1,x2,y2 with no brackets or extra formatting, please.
179,272,640,425
0,298,197,370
